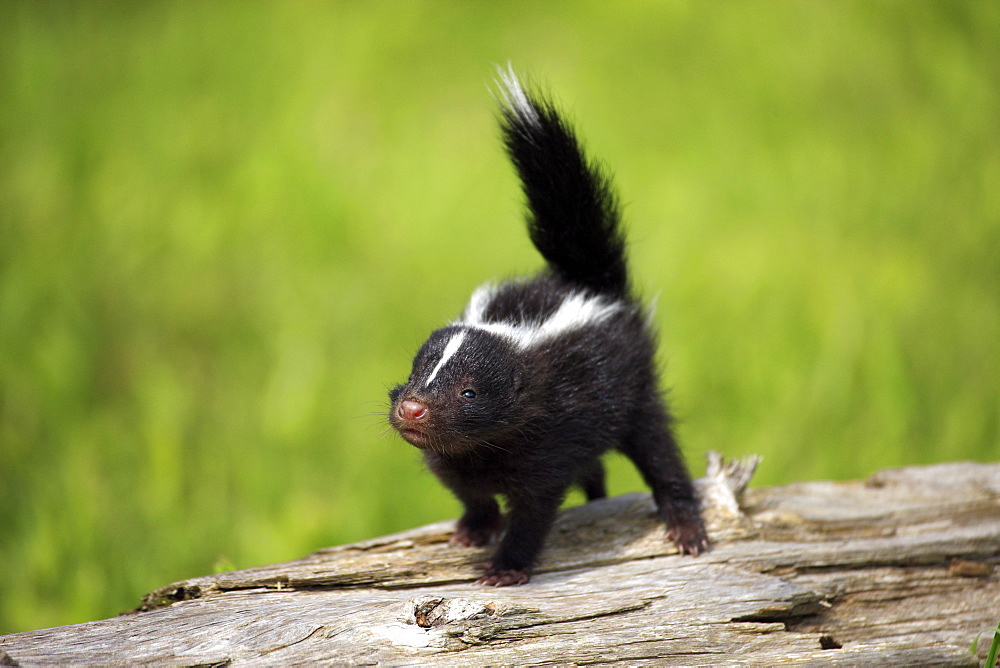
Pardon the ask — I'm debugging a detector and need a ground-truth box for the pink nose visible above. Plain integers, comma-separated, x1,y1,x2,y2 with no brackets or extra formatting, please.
398,399,429,422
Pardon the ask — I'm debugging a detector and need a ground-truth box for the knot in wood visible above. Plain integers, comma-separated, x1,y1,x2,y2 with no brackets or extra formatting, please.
409,597,499,628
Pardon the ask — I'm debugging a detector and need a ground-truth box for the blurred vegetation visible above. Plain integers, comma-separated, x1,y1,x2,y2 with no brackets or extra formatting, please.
1,1,997,635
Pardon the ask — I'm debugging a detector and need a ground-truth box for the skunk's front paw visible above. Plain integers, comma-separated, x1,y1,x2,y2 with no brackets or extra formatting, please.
666,518,708,556
475,561,530,586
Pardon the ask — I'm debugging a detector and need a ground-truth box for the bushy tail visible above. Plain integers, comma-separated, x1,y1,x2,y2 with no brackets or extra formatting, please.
495,67,630,298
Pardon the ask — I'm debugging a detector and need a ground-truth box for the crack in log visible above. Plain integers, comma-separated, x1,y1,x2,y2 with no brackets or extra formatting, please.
258,625,327,656
731,595,827,623
445,600,656,649
132,584,207,613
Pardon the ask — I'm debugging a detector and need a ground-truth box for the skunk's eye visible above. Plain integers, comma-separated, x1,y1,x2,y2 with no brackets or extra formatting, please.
460,389,477,400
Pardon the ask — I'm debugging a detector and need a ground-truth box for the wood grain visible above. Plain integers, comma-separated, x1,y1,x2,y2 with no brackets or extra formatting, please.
2,455,997,666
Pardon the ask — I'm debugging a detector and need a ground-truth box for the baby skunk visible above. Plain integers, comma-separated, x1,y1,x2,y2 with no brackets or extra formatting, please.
388,69,707,586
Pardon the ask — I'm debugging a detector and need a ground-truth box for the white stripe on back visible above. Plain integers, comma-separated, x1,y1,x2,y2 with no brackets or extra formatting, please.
463,283,497,325
421,287,622,388
534,292,620,342
457,282,622,351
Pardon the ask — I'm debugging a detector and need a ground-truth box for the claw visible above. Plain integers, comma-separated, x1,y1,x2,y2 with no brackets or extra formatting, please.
476,567,530,586
451,517,503,547
666,522,709,556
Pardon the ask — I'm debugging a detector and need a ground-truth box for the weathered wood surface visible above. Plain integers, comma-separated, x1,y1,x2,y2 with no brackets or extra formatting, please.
2,456,998,666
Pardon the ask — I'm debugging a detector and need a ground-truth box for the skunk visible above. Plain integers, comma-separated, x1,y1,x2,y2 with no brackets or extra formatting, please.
388,69,707,586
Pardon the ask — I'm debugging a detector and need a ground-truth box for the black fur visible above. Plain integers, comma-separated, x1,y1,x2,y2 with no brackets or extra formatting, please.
388,71,706,586
500,86,629,297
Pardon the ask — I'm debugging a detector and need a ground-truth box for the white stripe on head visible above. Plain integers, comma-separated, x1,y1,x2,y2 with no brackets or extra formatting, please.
424,330,467,387
494,63,541,129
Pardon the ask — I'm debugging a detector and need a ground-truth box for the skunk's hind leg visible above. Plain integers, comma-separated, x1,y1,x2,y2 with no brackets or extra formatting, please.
575,457,607,501
618,409,707,555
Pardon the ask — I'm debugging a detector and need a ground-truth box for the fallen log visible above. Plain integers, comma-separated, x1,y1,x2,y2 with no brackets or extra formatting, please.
2,455,998,666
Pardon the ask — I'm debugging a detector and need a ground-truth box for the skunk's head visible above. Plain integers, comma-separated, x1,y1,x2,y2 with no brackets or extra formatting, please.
389,326,528,454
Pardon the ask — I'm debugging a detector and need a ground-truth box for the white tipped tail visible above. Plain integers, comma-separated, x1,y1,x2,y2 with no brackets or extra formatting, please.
493,63,541,128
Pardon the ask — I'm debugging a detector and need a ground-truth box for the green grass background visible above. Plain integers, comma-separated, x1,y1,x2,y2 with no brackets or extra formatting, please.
1,1,997,634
